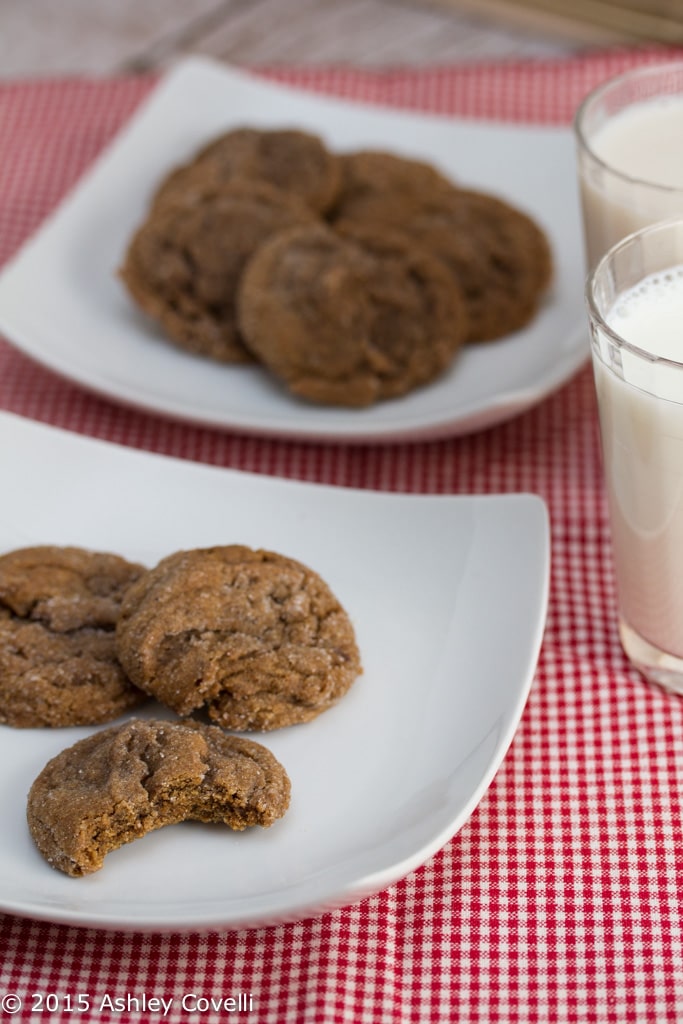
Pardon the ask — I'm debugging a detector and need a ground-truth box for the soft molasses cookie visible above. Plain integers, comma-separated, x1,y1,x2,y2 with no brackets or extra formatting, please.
120,180,317,363
237,221,468,406
27,717,291,876
153,127,342,215
116,545,362,731
0,545,147,727
338,187,553,343
329,149,458,224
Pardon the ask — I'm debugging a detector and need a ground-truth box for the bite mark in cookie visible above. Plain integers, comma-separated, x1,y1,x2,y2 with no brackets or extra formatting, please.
27,718,291,876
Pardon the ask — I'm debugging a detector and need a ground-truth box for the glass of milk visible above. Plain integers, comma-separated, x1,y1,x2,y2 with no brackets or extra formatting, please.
587,218,683,693
575,62,683,270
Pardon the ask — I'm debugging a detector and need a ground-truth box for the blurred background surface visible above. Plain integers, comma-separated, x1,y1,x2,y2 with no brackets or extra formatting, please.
3,0,680,78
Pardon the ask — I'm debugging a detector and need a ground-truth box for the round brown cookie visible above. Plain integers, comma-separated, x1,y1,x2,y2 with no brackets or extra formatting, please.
329,149,458,224
338,187,553,343
120,180,318,363
27,717,291,876
237,221,468,407
116,545,362,731
0,546,147,727
153,127,342,215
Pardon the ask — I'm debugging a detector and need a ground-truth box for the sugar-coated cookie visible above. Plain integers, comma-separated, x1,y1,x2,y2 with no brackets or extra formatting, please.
238,221,468,407
153,127,342,216
336,187,553,343
329,149,457,223
0,546,147,728
27,718,291,876
116,545,362,730
120,180,317,363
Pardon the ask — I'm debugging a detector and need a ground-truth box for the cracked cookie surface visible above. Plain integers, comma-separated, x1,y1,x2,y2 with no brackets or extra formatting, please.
0,546,147,727
120,179,317,363
329,149,458,224
27,717,291,876
238,221,467,407
336,187,553,343
153,127,342,215
116,545,362,731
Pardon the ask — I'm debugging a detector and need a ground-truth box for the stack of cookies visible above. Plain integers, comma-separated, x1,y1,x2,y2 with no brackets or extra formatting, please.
120,127,553,408
0,543,362,875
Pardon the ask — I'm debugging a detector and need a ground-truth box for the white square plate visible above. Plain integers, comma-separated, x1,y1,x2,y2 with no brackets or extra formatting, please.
0,58,587,443
0,412,549,931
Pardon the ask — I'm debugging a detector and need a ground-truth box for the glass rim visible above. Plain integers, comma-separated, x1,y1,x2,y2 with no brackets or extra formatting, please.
573,60,683,196
586,217,683,371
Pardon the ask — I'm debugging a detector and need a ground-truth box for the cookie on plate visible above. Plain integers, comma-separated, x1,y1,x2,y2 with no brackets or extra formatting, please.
120,179,318,363
153,127,342,216
0,545,147,727
329,149,458,224
237,221,468,407
116,545,362,731
337,187,553,343
27,718,291,876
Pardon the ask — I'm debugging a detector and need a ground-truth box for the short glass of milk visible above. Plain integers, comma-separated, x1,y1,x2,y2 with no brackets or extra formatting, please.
587,218,683,693
575,62,683,269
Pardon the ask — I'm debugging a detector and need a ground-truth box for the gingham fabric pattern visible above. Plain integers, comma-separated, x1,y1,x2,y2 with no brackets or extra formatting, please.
1,48,683,1024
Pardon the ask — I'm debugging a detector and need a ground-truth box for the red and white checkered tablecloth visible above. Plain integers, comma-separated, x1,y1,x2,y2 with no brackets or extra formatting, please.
1,46,683,1024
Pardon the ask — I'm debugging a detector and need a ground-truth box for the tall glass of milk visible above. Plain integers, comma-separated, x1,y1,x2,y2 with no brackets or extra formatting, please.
575,62,683,269
587,218,683,693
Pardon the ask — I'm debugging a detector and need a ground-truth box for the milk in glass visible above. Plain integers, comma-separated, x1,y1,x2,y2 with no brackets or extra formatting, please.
580,94,683,267
594,265,683,662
